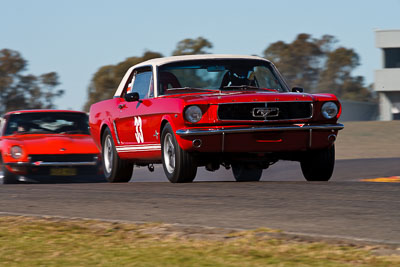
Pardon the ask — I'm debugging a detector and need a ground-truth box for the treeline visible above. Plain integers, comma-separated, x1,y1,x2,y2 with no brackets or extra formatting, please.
82,37,213,111
83,34,374,111
0,49,64,113
263,34,373,101
0,34,375,113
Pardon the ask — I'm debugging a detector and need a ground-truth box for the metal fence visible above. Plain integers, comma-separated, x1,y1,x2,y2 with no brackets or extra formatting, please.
339,100,379,122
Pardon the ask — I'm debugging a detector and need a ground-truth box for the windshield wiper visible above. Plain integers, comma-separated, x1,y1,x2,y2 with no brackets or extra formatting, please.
14,130,53,135
165,87,220,94
222,85,260,90
13,131,31,135
222,85,278,92
60,130,89,134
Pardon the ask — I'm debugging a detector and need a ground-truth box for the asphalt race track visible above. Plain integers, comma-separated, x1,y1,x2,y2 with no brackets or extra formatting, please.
0,158,399,245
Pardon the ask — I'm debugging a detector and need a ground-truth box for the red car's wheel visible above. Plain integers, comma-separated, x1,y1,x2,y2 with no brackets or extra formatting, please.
161,124,197,183
0,157,18,184
102,128,133,182
232,164,262,182
300,145,335,181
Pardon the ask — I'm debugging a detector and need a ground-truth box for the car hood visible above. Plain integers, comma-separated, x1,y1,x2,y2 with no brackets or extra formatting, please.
165,90,338,105
3,134,99,155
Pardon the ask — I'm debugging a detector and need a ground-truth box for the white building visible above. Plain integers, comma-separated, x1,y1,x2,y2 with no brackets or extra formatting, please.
375,29,400,120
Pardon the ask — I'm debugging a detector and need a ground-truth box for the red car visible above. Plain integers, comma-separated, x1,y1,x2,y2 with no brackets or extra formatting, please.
0,110,103,184
89,55,344,183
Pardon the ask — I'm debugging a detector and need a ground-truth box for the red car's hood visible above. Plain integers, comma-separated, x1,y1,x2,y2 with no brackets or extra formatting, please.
164,90,338,104
4,134,99,155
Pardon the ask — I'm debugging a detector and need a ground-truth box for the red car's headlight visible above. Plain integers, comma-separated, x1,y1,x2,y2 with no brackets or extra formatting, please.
10,146,23,159
184,105,203,123
321,102,338,119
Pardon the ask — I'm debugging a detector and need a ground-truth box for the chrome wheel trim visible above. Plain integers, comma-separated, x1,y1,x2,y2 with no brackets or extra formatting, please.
104,135,114,174
163,133,175,174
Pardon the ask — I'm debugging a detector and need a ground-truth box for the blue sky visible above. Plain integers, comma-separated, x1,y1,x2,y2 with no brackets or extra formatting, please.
1,0,399,111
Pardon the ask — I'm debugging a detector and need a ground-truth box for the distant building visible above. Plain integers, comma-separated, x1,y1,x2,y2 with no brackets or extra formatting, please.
375,29,400,120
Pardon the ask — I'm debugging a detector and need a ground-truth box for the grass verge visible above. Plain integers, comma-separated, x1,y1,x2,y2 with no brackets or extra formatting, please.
0,216,399,266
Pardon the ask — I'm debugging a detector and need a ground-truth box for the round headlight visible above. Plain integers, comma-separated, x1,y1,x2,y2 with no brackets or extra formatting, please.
10,146,23,159
185,106,203,123
321,102,338,119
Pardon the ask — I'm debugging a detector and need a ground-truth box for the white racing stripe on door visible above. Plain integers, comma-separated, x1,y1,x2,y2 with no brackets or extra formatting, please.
116,144,161,152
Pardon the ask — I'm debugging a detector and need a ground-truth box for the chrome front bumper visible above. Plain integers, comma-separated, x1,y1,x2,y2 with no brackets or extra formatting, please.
176,123,344,136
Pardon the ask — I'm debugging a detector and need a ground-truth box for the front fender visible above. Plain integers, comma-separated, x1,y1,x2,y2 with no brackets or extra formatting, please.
160,113,193,151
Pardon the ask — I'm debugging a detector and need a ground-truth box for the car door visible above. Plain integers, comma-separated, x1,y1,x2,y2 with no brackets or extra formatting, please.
114,67,160,157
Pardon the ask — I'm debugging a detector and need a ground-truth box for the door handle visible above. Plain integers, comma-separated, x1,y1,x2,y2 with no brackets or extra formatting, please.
118,104,126,109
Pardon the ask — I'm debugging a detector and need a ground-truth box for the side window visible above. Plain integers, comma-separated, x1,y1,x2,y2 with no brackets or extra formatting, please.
129,68,153,99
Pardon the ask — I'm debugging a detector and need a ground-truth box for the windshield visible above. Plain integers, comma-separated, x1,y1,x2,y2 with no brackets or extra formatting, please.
4,112,90,136
158,59,288,95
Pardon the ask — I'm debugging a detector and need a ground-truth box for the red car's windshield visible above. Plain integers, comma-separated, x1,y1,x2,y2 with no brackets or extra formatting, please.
158,59,288,95
3,112,90,136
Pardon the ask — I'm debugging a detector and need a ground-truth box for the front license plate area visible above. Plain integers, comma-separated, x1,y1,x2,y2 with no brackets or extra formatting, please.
50,168,77,176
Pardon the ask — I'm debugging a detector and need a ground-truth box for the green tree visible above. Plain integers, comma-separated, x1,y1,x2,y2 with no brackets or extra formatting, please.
172,37,212,56
263,34,374,101
264,34,323,91
84,37,214,111
318,47,372,101
83,51,163,111
0,49,64,113
170,37,214,88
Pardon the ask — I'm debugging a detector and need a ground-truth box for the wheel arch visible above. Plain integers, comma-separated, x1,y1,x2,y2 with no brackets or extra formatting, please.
160,115,176,137
160,114,193,151
100,122,113,149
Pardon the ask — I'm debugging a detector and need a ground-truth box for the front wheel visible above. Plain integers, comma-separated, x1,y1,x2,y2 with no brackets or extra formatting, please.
232,164,263,182
0,158,18,184
300,145,335,181
161,124,197,183
102,128,133,182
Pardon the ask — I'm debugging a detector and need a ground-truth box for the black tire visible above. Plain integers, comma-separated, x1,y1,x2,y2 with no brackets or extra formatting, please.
161,124,197,183
0,157,18,184
232,164,263,182
300,145,335,181
101,128,133,182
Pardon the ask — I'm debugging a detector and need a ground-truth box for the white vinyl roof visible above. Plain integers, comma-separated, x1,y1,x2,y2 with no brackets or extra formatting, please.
114,54,273,97
133,54,271,68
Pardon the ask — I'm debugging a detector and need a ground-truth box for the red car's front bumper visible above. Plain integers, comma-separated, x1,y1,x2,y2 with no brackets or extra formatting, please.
3,154,104,183
176,123,344,153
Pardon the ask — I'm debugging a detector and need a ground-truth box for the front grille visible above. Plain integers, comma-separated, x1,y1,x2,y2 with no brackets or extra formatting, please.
217,102,312,121
29,154,97,163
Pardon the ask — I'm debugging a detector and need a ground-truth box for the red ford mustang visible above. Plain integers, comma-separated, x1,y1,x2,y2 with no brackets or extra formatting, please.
0,110,103,184
89,54,344,183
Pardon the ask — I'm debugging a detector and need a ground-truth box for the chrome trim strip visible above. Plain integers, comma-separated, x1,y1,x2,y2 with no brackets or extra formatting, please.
176,123,344,136
113,121,121,145
217,100,313,105
7,162,97,166
33,162,97,166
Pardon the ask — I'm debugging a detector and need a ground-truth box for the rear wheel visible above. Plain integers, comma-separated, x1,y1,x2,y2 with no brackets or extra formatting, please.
300,145,335,181
232,164,263,182
161,124,197,183
102,128,133,182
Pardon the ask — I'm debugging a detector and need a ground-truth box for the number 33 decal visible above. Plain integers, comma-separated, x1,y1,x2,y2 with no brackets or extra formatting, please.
134,116,144,143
